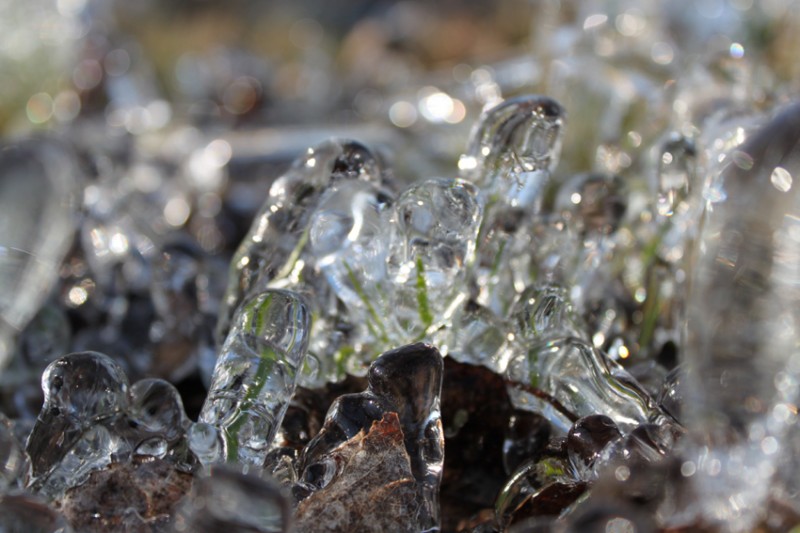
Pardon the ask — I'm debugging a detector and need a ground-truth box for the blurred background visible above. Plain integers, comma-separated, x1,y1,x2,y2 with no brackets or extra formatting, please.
4,0,800,177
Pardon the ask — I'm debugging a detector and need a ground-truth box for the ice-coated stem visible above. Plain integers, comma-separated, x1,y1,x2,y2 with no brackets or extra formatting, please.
458,95,565,314
199,289,310,467
216,139,382,343
508,336,661,434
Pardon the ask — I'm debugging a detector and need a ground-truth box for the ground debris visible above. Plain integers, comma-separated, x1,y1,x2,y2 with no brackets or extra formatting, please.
58,457,193,532
294,412,423,532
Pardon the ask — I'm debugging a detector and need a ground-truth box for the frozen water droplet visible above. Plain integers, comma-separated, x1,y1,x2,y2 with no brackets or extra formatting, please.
461,95,565,192
201,289,310,466
387,178,482,337
300,454,337,491
176,465,291,533
462,96,566,316
0,137,81,369
135,436,168,458
567,415,622,478
309,179,392,316
217,139,382,343
43,350,129,423
187,422,224,466
511,284,584,343
128,378,189,443
654,133,697,217
440,301,508,369
26,351,130,496
464,97,565,308
392,178,482,281
37,423,127,498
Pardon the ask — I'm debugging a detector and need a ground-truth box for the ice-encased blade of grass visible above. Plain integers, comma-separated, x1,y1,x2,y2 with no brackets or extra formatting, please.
197,289,310,467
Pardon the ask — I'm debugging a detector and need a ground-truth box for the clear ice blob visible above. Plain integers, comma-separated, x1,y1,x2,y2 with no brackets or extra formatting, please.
459,95,565,210
217,139,383,343
127,378,191,464
460,95,565,314
653,133,697,218
566,415,622,479
0,137,82,370
41,423,126,500
438,300,508,370
25,351,130,496
388,177,482,337
510,284,585,344
297,342,444,531
199,289,310,466
684,102,800,530
390,178,482,283
506,336,662,434
186,422,224,468
174,465,291,533
128,379,189,442
308,179,393,331
508,283,585,365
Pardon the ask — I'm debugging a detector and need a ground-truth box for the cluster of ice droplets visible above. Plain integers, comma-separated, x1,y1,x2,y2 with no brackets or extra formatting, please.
12,90,800,533
216,137,484,383
25,351,192,499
